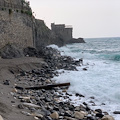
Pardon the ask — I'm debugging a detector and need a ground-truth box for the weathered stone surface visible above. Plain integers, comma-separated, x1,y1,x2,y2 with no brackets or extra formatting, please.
21,111,31,116
64,116,76,120
22,103,40,108
31,113,43,118
23,47,38,57
0,115,4,120
74,111,86,119
0,44,23,59
66,38,85,44
101,115,114,120
50,111,59,119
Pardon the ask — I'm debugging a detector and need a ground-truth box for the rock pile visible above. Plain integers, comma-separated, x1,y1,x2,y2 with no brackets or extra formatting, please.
37,46,81,71
2,46,114,120
0,45,82,71
0,44,23,59
11,68,114,120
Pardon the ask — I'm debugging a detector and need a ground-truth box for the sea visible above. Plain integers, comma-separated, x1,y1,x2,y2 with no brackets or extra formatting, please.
49,37,120,120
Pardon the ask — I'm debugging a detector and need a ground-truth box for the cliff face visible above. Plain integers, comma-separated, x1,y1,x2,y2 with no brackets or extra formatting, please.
34,19,64,49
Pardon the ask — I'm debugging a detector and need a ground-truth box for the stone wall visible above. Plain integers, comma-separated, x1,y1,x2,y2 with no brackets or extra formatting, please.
0,8,33,48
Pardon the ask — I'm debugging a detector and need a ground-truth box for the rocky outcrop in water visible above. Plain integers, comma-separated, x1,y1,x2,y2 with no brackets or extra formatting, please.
66,38,85,44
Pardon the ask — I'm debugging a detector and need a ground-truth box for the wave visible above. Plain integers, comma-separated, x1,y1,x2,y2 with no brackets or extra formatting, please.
99,54,120,61
112,54,120,61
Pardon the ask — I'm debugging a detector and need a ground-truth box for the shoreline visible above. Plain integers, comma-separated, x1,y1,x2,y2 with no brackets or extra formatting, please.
0,46,115,120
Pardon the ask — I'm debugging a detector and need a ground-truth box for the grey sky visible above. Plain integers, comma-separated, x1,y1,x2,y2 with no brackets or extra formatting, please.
28,0,120,38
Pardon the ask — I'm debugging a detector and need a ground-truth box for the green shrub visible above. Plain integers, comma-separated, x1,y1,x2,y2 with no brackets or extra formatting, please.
25,11,32,16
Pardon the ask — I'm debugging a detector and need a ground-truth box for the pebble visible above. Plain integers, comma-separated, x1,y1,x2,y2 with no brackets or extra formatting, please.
0,115,4,120
113,111,120,114
21,111,31,116
31,113,43,118
101,115,115,120
74,111,86,119
3,80,10,85
22,103,40,108
50,111,59,119
9,46,115,120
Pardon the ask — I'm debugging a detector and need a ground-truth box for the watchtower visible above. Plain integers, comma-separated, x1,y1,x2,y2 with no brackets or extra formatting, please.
51,23,73,42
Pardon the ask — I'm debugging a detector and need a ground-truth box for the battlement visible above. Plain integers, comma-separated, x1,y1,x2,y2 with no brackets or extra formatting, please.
65,25,72,28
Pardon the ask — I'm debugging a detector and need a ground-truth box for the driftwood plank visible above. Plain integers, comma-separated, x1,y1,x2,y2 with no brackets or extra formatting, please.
15,82,70,90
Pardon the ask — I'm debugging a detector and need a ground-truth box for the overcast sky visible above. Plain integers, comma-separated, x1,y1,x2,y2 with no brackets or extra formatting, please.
28,0,120,38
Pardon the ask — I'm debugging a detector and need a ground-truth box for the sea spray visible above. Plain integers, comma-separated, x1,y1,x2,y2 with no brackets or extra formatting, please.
50,37,120,120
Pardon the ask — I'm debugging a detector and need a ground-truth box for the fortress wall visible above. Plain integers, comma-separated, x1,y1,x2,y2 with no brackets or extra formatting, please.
0,9,34,48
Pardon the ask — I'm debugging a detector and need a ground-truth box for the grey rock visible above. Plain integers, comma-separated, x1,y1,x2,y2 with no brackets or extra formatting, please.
0,115,4,120
95,109,102,113
0,44,23,59
18,104,24,109
113,111,120,114
3,80,10,85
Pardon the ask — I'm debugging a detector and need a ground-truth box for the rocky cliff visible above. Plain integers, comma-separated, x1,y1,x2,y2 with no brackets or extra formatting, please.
34,19,65,49
0,0,85,50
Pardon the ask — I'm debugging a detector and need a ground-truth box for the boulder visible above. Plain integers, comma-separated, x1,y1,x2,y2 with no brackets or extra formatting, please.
74,111,86,119
23,47,38,57
101,115,114,120
0,44,23,59
113,111,120,114
50,111,59,119
65,38,85,44
22,103,40,108
0,115,4,120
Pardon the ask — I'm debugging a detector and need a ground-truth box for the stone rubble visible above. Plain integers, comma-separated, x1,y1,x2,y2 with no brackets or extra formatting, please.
8,46,115,120
0,115,4,120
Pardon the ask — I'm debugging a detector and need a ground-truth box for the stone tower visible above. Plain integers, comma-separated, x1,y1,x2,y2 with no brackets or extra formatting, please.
51,23,73,42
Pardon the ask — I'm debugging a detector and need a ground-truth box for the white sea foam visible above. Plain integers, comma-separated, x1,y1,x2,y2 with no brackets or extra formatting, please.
51,38,120,120
47,44,60,49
